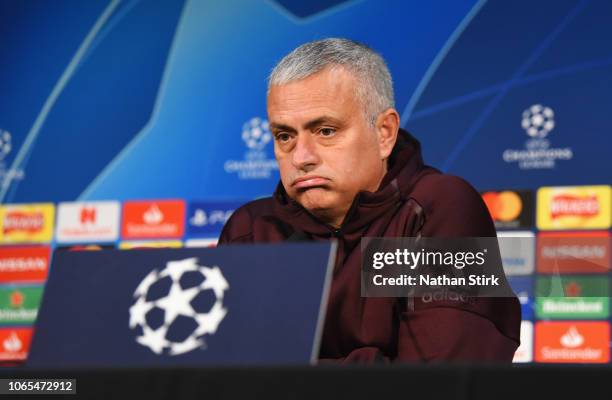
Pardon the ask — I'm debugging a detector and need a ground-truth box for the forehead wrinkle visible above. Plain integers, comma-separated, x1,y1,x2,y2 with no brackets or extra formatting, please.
268,68,361,127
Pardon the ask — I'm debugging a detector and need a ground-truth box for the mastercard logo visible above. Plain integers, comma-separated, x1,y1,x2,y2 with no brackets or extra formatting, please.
482,191,523,222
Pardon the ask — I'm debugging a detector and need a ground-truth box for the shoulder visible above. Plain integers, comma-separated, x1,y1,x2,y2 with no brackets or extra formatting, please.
218,197,275,243
409,172,495,237
410,173,483,214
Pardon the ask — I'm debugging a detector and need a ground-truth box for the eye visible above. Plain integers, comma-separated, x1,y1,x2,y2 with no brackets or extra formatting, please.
275,132,291,143
319,127,336,137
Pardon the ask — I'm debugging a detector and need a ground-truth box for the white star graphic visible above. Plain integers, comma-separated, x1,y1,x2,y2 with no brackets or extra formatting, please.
130,259,230,356
129,296,154,329
194,301,227,336
169,336,205,356
200,266,229,299
155,282,199,325
136,325,168,355
134,269,158,297
159,258,199,282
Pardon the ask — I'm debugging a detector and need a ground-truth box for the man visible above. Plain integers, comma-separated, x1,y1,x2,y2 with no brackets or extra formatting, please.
220,38,520,362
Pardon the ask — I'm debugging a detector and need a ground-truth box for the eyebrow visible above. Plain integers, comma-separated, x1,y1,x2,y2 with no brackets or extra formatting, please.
269,116,343,133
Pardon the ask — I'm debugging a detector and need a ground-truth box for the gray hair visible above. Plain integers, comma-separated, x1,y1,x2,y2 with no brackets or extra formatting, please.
268,38,395,126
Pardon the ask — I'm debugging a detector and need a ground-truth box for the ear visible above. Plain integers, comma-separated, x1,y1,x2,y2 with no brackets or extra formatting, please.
375,108,400,160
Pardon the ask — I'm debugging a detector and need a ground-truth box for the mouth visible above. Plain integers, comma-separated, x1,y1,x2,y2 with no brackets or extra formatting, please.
292,176,330,190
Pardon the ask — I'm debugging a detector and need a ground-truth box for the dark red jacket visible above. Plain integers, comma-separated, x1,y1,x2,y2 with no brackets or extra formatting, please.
219,130,521,363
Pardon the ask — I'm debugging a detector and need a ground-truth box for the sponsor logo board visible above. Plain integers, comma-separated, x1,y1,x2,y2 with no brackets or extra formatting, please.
0,247,50,283
535,276,609,319
0,327,33,361
121,200,185,240
535,322,609,363
56,201,120,243
482,190,534,229
497,231,535,275
0,286,43,325
186,201,244,237
537,231,610,273
0,204,54,243
537,186,611,230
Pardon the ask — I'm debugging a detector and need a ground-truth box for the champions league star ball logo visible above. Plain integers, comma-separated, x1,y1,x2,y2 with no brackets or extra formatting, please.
503,103,572,169
224,117,278,179
129,258,229,356
521,104,555,138
242,117,272,150
0,130,12,161
0,129,24,186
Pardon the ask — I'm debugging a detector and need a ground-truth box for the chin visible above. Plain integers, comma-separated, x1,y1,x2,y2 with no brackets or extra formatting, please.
296,189,337,214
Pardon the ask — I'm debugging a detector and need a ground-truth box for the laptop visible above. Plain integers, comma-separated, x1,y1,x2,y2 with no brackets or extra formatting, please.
27,242,336,368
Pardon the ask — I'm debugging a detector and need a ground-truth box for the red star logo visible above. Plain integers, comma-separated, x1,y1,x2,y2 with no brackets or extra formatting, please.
564,281,582,297
9,291,24,308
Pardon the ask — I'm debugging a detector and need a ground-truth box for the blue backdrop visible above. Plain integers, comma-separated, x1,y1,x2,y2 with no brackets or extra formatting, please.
1,0,610,204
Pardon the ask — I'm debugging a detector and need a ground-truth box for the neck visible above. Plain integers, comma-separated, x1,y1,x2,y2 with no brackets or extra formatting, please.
310,207,348,230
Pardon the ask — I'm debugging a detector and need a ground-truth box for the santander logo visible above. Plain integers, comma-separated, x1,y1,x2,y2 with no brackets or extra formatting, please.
143,204,164,225
560,326,584,348
3,332,22,353
122,200,184,239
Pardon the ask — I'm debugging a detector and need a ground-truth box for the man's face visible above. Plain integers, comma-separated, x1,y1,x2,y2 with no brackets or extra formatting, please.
267,67,387,227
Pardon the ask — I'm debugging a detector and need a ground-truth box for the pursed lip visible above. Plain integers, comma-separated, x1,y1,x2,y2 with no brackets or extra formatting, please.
292,175,330,189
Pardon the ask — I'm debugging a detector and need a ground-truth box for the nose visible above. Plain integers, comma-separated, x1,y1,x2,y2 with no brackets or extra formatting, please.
292,133,320,171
